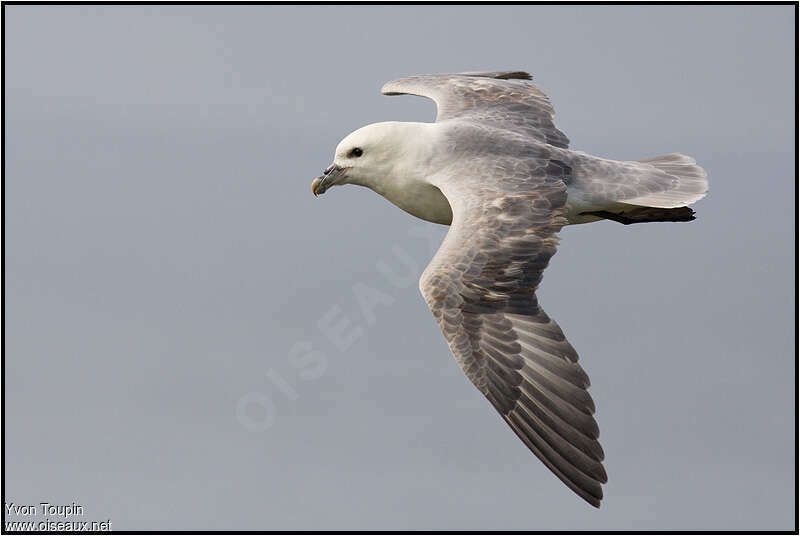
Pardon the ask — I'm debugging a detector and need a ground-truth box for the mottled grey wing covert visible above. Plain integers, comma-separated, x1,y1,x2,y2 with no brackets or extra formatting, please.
420,151,607,507
382,71,570,149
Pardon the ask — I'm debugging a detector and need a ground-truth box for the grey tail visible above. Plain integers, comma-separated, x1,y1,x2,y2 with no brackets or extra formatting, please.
582,206,696,225
624,153,708,208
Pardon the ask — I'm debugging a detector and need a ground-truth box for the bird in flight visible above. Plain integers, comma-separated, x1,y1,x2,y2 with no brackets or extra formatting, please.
311,71,708,507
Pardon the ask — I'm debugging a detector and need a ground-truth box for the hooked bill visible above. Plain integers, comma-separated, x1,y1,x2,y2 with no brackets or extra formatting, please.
311,176,324,196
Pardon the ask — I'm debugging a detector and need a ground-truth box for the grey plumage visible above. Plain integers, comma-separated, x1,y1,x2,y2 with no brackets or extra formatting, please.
379,71,708,507
317,71,708,507
382,72,570,149
418,152,607,507
383,72,708,219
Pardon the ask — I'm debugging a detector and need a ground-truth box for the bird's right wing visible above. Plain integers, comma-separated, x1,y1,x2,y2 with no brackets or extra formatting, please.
420,156,607,507
382,71,570,149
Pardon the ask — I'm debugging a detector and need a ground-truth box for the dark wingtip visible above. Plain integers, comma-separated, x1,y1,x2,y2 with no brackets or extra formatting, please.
495,71,533,80
457,70,533,81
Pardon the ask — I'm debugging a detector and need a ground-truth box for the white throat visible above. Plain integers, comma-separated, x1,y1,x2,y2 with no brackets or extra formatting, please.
356,122,452,225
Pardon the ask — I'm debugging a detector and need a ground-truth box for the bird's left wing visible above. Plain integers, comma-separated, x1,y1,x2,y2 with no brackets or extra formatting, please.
381,71,569,148
421,155,607,507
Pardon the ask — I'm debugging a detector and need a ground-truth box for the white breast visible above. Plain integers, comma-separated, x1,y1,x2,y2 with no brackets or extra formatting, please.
382,179,453,225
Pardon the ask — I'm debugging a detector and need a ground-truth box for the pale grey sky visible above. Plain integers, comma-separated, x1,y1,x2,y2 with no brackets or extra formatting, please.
4,4,795,531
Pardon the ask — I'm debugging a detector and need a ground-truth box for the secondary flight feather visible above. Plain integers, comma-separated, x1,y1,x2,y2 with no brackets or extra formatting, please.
311,71,708,507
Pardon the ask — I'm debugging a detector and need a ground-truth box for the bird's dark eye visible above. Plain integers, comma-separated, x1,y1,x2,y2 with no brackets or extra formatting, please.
350,147,363,158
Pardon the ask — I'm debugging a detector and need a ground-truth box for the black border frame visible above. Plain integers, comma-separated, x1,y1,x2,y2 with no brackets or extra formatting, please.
0,2,796,534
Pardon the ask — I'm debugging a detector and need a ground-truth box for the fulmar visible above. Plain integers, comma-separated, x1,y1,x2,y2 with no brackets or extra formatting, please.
311,71,708,507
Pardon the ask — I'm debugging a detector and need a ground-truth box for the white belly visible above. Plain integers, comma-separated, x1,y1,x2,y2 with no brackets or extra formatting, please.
379,181,628,227
382,180,453,225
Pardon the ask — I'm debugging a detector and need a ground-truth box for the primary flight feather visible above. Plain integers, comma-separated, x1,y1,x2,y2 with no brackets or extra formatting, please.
311,71,708,507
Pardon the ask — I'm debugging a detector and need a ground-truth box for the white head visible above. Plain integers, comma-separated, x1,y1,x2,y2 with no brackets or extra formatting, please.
311,121,431,196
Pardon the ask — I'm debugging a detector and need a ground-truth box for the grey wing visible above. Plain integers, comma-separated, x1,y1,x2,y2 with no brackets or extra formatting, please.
382,71,570,149
421,157,606,507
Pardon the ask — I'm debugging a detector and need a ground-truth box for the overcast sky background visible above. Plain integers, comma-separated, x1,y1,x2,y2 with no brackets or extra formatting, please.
4,5,795,531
